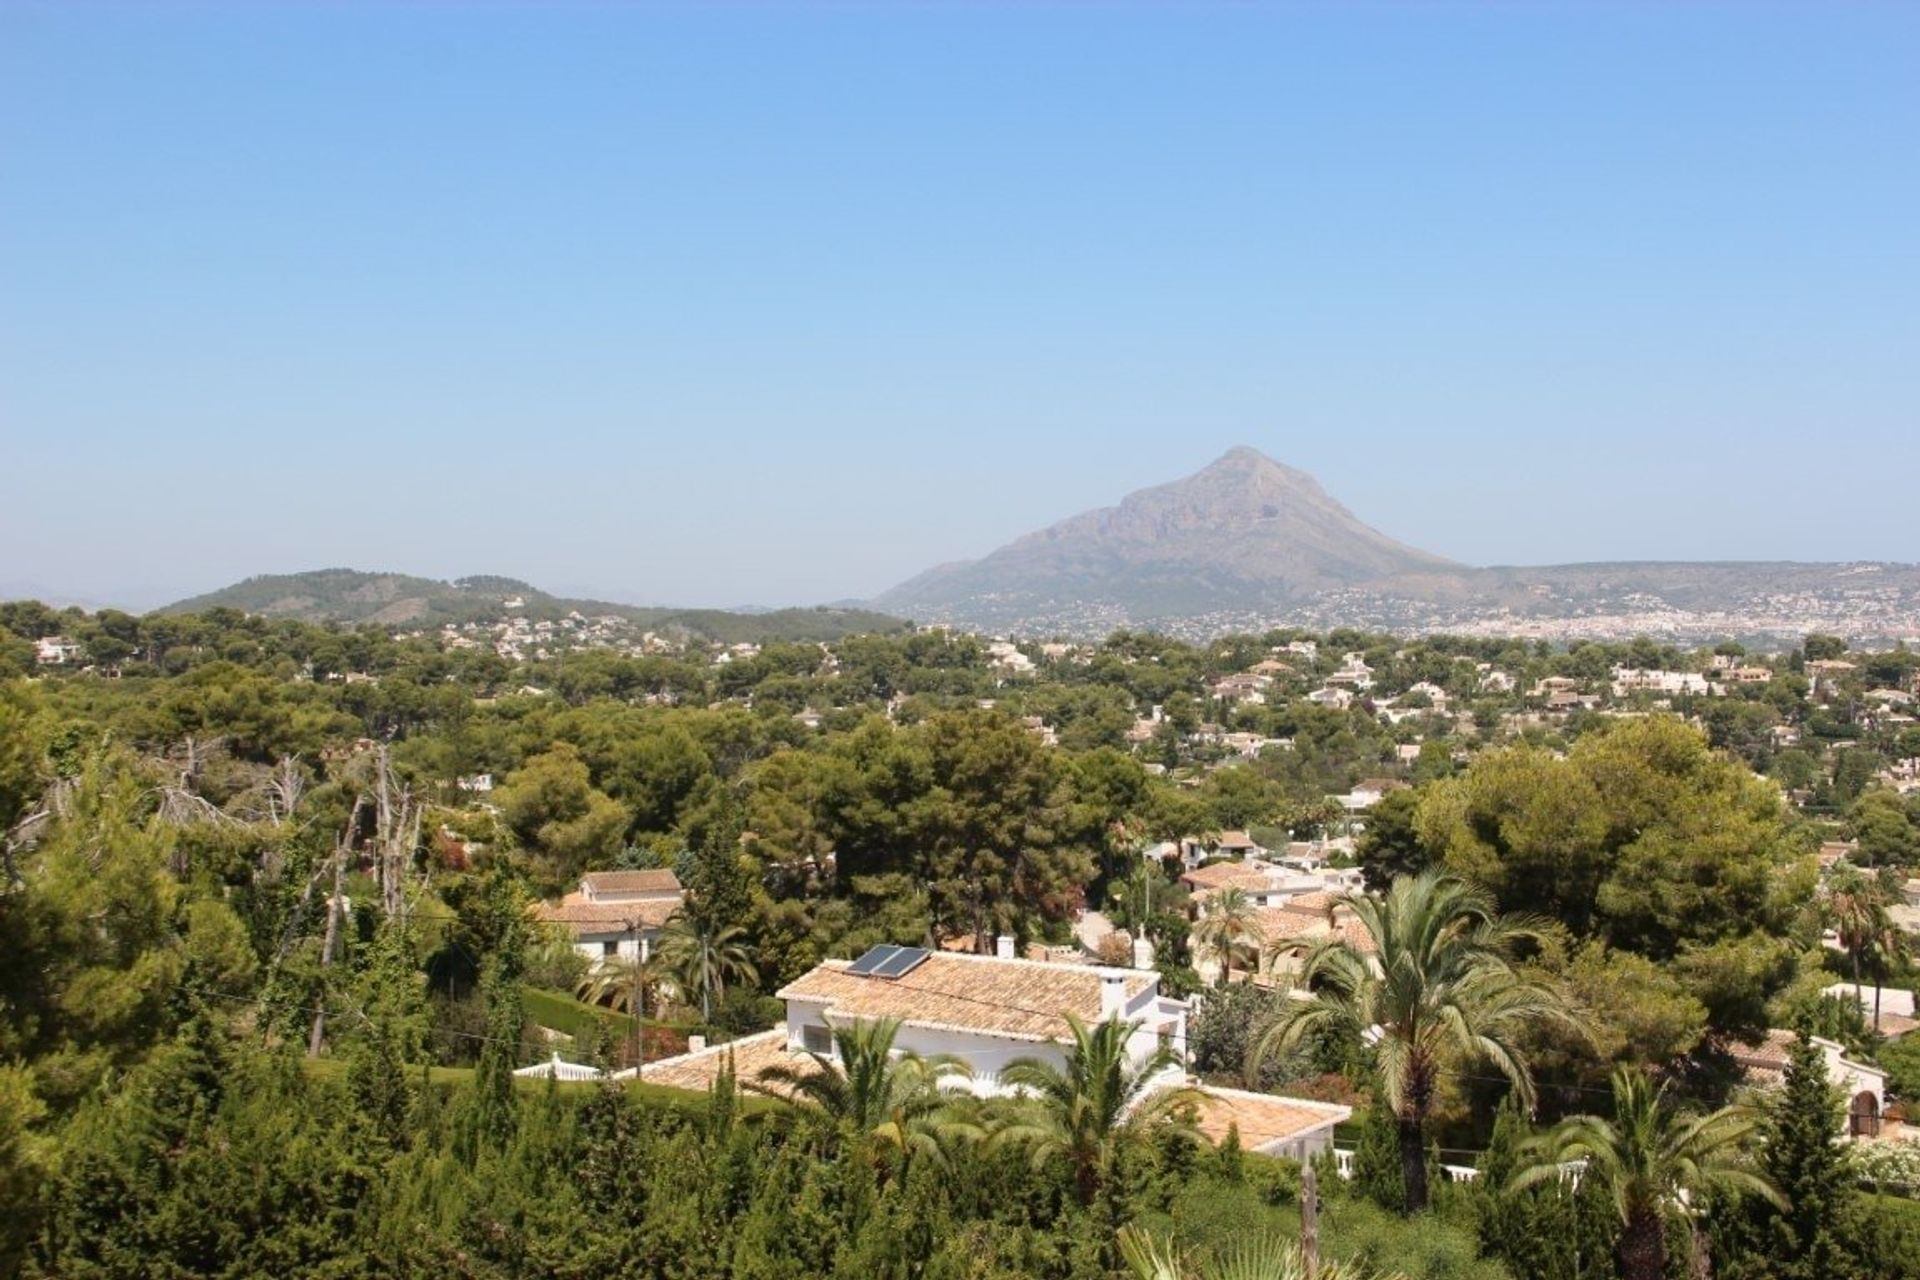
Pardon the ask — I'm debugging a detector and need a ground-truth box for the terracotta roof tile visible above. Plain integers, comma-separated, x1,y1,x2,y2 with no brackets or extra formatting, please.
637,1030,798,1094
1187,1084,1351,1152
532,891,680,937
581,868,682,895
1181,862,1271,892
777,953,1155,1043
1250,904,1378,956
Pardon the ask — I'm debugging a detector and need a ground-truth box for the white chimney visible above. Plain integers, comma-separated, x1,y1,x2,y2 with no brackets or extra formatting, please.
995,934,1016,960
1131,935,1155,971
1100,972,1128,1021
688,1034,706,1054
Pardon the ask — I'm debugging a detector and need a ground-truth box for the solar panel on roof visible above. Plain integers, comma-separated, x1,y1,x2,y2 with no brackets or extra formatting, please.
846,944,904,977
872,946,930,979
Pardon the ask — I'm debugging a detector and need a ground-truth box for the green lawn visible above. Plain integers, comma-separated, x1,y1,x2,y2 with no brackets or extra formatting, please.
521,986,637,1042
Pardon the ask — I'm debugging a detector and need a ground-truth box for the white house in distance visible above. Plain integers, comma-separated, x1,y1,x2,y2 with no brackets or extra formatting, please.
639,943,1351,1159
532,868,684,964
34,636,85,665
1821,982,1918,1040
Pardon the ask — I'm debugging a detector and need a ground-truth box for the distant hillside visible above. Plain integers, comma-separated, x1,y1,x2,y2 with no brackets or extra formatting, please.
159,569,907,643
876,446,1455,623
875,449,1920,642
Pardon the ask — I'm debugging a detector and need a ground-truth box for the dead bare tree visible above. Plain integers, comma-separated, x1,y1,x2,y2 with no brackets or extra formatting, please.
266,755,306,826
307,794,366,1058
3,776,79,886
363,746,423,925
176,734,228,792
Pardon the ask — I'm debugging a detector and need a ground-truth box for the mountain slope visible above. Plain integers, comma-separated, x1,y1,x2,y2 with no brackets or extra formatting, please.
159,569,907,642
876,446,1454,625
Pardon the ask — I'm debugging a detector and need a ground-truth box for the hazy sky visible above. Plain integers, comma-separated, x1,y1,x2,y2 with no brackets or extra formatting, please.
2,3,1916,610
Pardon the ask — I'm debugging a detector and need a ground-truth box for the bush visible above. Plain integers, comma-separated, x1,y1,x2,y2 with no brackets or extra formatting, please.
1852,1140,1920,1197
1139,1170,1510,1280
1189,982,1286,1085
709,988,784,1037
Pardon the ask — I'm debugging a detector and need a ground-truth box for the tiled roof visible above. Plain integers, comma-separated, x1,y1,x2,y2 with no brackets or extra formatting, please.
777,953,1156,1043
1250,905,1378,956
532,891,680,937
637,1030,800,1095
1277,891,1339,916
1187,1084,1351,1152
1181,861,1271,891
582,868,682,895
1873,1011,1918,1040
1729,1028,1799,1072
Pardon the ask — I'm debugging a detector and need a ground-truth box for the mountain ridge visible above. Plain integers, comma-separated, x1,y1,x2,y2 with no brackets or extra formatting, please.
873,448,1920,641
879,446,1454,618
158,569,908,643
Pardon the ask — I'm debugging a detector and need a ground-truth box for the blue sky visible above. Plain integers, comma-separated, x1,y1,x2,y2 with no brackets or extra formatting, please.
2,2,1915,609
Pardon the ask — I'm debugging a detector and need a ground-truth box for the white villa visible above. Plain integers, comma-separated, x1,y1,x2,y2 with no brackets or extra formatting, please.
775,943,1188,1097
533,868,684,964
637,944,1351,1159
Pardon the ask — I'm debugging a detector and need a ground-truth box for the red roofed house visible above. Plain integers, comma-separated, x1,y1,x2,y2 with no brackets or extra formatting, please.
533,868,684,965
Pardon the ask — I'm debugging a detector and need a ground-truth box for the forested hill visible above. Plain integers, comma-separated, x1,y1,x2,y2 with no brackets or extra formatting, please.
158,568,908,642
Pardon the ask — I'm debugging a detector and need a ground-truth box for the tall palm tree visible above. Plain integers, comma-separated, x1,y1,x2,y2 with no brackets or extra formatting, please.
1869,909,1909,1033
753,1016,976,1169
1193,886,1261,984
654,914,758,1023
1119,1228,1390,1280
1510,1066,1782,1280
1253,870,1578,1214
993,1014,1197,1206
1825,865,1888,1009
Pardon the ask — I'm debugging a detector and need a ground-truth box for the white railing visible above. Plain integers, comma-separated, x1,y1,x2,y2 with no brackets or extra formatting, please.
1327,1144,1579,1189
513,1052,605,1082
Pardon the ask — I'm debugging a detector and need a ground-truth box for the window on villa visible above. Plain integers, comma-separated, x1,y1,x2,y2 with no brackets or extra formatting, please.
602,940,617,957
802,1024,833,1055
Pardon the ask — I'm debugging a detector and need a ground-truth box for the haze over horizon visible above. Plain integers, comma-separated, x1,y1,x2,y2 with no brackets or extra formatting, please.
3,4,1917,611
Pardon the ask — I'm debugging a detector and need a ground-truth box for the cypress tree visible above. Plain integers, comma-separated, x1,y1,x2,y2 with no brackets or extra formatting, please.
1476,1094,1618,1280
1352,1100,1405,1213
1760,1030,1855,1279
459,871,528,1163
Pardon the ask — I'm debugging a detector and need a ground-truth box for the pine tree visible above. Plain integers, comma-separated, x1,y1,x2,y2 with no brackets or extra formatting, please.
685,810,757,935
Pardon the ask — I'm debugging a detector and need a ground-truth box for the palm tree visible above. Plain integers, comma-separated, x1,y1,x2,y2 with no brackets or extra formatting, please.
993,1014,1197,1206
753,1016,976,1169
1826,865,1888,1009
1252,870,1578,1214
1118,1227,1391,1280
1192,886,1261,984
576,951,658,1065
1869,909,1909,1033
1510,1066,1782,1280
654,914,758,1023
